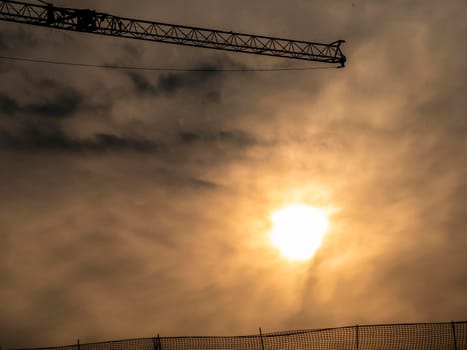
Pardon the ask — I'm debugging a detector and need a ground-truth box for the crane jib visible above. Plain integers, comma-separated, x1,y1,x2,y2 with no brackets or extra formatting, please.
0,0,346,67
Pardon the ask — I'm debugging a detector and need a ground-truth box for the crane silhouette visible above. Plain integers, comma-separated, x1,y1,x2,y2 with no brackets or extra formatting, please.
0,0,346,67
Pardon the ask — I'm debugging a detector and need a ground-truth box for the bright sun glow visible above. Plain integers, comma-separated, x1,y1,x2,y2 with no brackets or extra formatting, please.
269,204,329,261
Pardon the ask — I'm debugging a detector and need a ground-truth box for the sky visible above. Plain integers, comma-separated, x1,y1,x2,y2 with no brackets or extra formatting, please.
1,0,466,348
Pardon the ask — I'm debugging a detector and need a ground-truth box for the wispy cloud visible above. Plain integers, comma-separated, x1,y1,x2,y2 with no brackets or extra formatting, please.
0,0,466,348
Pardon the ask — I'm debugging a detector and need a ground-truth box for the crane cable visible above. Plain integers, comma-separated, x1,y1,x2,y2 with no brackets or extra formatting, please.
0,55,340,72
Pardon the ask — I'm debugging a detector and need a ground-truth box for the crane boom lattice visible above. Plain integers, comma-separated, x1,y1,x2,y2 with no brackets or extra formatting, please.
0,0,346,66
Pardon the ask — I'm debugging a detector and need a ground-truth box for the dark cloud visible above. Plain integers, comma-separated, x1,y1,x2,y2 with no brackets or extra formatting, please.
0,126,157,152
128,69,224,102
129,72,158,95
25,88,82,118
129,68,223,97
0,27,40,51
128,57,247,100
179,130,256,148
164,174,221,191
154,167,221,190
0,32,5,51
157,66,221,95
0,85,82,119
1,0,467,348
0,94,18,114
185,176,220,189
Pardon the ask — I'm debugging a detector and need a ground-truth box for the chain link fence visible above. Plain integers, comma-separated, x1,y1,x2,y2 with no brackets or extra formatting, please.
10,321,467,350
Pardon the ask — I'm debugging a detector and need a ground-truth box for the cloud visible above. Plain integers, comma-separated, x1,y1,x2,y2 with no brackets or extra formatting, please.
156,66,221,95
178,130,256,148
0,78,160,152
0,94,17,114
128,57,247,101
128,67,223,97
129,72,158,95
0,83,82,119
25,89,82,119
0,127,158,152
0,27,40,52
1,0,467,348
0,32,5,51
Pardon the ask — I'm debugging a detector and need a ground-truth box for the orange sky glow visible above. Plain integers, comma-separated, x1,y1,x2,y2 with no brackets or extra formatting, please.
0,0,466,348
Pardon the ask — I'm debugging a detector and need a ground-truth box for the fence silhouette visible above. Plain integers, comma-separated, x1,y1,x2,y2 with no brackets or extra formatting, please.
11,321,467,350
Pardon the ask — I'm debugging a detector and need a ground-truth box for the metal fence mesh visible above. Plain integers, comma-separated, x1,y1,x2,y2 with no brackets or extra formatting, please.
12,321,467,350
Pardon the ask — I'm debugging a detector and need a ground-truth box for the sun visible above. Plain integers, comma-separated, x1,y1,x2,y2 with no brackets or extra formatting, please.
269,204,329,261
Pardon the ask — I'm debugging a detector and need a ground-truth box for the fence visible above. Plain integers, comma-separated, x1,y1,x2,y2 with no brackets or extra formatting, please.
11,321,467,350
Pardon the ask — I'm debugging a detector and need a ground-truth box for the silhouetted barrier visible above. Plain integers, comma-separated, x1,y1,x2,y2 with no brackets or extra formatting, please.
11,321,467,350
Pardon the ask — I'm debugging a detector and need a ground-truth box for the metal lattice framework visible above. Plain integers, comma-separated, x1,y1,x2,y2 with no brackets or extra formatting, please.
0,0,346,66
9,321,467,350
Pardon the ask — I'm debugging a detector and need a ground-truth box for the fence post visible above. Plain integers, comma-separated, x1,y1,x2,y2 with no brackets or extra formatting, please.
152,337,159,350
77,339,80,350
355,325,359,350
259,328,265,350
451,321,458,350
158,333,162,350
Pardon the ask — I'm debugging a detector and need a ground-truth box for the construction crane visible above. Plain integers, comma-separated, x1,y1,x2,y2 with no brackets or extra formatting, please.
0,0,346,67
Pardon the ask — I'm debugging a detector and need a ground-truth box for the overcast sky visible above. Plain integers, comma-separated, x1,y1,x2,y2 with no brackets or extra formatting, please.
1,0,466,348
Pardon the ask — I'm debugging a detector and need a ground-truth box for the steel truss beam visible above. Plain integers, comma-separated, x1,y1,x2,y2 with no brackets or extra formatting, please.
0,0,346,66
